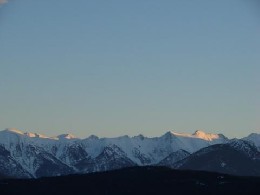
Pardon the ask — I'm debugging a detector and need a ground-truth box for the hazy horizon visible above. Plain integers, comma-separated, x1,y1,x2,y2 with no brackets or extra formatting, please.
0,0,259,139
1,127,257,139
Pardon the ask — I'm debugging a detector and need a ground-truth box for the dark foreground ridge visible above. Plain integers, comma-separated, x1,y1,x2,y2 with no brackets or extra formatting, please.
1,166,260,195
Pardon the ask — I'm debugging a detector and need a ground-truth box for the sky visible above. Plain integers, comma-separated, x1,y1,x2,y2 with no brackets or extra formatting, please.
0,0,259,138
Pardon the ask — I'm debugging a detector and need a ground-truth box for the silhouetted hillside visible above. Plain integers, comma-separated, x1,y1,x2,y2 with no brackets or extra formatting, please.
1,166,260,195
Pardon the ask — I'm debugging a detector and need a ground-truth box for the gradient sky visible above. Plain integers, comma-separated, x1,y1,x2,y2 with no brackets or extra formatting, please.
0,0,259,138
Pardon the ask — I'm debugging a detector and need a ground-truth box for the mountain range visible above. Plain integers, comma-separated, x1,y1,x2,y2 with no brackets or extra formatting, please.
0,128,259,178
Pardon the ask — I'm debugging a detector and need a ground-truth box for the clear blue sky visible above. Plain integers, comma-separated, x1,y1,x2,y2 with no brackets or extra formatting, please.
0,0,259,138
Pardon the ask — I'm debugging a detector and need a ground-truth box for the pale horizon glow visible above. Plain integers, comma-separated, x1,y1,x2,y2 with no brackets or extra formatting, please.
0,0,259,139
1,127,250,140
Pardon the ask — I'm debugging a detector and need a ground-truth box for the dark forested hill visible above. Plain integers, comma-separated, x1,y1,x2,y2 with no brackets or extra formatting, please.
1,166,260,195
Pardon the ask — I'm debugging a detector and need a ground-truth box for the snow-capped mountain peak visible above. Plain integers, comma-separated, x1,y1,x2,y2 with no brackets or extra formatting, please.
167,130,226,141
228,139,260,159
0,128,258,178
243,133,260,149
87,135,99,140
162,131,176,138
193,130,207,136
192,130,225,141
3,128,24,135
57,134,77,140
24,132,50,139
1,128,53,140
133,134,145,140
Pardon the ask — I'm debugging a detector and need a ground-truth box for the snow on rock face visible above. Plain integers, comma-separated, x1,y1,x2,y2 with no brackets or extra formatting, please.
56,143,89,166
57,134,77,140
173,141,260,176
24,132,50,139
159,130,228,154
171,130,227,141
0,128,55,142
229,139,260,159
4,128,24,135
193,130,220,140
0,128,237,178
0,145,32,178
243,133,260,150
90,144,137,172
157,149,190,167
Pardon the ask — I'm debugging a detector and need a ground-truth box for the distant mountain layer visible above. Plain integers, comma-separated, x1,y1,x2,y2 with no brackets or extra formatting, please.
0,128,259,178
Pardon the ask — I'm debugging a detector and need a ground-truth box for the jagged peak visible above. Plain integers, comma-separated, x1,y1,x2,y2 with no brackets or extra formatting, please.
228,139,259,158
192,130,226,141
229,139,258,152
24,132,50,139
101,144,126,156
229,138,255,147
57,134,77,140
2,128,51,139
163,131,176,136
246,133,260,138
163,130,196,138
24,132,36,137
161,130,226,141
193,130,206,136
161,131,177,141
243,133,260,148
87,135,99,139
134,134,145,140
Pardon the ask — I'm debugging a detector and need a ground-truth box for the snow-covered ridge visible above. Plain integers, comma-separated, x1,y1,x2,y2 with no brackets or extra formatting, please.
0,128,77,141
4,128,24,135
0,128,228,164
243,133,260,149
57,134,77,140
170,130,227,141
1,128,226,141
0,128,258,178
